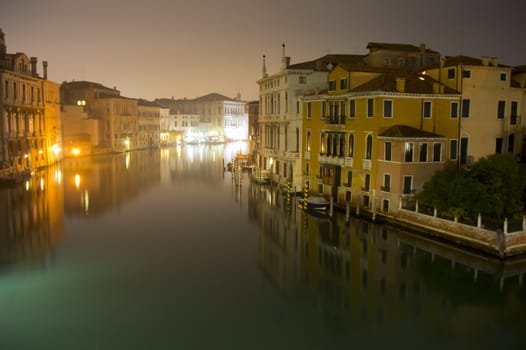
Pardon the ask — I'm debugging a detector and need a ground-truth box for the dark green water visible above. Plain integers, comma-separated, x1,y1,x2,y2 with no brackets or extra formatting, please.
1,144,525,350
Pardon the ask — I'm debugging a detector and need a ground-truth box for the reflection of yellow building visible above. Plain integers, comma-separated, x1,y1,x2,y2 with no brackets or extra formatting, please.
0,164,64,268
302,65,460,214
253,189,526,337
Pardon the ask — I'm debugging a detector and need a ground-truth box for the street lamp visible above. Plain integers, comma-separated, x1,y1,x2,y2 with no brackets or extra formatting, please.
269,157,274,186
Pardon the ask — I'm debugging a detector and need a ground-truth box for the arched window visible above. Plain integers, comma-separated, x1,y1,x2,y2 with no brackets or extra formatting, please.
327,134,332,155
366,134,373,159
321,133,326,154
339,135,345,156
332,134,337,156
348,133,354,157
306,130,311,152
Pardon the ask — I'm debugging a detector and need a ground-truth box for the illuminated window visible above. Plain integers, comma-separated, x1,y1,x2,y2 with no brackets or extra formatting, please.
348,133,354,157
404,142,414,162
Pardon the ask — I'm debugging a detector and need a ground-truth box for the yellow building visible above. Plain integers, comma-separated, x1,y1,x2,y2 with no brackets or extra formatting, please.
422,56,526,164
0,28,62,179
302,65,460,215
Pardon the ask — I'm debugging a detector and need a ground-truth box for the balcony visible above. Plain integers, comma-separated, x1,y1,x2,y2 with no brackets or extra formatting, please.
381,186,390,192
285,151,300,159
344,157,353,167
402,188,416,195
362,159,371,170
318,154,344,166
361,186,370,192
304,151,311,160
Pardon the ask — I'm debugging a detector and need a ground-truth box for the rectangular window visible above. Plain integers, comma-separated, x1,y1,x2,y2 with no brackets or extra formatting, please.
511,101,518,125
296,101,299,113
383,100,393,118
463,70,471,78
340,78,348,90
307,102,312,118
497,100,505,119
450,102,458,118
461,99,470,118
346,171,352,186
447,68,455,79
403,176,412,194
404,142,414,162
349,99,355,118
450,139,458,160
419,143,428,162
500,73,507,81
299,76,306,84
495,138,503,153
385,142,392,161
322,101,326,117
328,80,336,91
433,143,441,162
367,98,374,118
423,101,432,118
383,174,391,192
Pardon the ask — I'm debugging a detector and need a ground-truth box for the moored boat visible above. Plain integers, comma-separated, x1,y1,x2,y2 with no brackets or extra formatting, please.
297,196,330,211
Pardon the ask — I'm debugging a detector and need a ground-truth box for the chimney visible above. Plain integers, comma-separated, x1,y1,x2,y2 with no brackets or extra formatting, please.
396,77,406,92
481,56,490,66
281,43,289,71
491,57,499,67
419,43,426,53
30,57,37,77
262,54,268,78
42,61,48,79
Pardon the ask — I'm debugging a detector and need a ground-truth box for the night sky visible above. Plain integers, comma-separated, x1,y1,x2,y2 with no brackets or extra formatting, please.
1,0,525,101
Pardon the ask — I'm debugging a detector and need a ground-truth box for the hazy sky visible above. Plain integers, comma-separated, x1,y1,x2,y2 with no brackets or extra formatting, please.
1,0,525,101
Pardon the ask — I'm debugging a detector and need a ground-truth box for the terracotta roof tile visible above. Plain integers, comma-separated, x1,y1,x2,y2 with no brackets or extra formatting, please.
367,42,439,54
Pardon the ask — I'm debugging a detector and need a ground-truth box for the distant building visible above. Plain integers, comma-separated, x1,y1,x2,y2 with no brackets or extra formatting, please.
0,28,62,178
364,42,440,70
156,93,248,142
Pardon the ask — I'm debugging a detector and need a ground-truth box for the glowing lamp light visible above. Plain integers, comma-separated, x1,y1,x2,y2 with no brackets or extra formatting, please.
72,148,81,156
51,144,61,156
77,100,86,106
74,174,81,190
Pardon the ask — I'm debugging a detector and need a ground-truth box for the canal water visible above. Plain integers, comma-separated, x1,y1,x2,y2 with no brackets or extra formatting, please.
0,143,525,350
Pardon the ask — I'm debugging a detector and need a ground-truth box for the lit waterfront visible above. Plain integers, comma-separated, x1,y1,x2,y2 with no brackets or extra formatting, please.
0,143,525,349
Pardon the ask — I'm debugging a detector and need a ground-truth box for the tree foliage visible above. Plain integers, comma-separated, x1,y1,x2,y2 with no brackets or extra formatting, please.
417,154,526,220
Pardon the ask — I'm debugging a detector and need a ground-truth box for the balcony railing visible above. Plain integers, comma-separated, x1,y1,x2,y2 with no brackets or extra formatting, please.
361,186,370,192
402,188,416,195
381,186,390,192
362,159,371,170
344,157,353,167
318,154,344,166
304,151,311,160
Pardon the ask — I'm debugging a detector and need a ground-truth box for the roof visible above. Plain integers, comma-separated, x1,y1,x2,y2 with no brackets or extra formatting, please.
379,125,445,139
424,55,511,69
61,80,118,92
287,54,366,71
367,42,439,54
194,93,238,102
349,69,459,94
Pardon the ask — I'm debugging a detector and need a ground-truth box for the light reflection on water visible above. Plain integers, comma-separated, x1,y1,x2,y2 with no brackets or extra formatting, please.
0,143,525,349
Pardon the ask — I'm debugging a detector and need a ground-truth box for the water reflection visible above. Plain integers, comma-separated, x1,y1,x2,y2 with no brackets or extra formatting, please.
252,184,526,345
0,165,64,270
